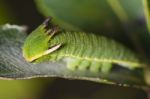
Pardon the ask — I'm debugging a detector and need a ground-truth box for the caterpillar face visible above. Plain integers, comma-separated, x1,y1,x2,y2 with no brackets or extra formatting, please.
23,17,61,62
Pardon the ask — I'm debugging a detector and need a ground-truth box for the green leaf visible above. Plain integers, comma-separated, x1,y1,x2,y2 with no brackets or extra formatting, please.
107,0,144,22
35,0,122,32
0,24,148,87
35,0,144,32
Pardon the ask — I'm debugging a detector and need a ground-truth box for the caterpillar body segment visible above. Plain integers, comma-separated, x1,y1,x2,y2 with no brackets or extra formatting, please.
49,31,141,71
23,18,144,74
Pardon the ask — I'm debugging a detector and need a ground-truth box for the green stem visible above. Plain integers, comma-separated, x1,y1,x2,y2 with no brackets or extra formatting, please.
106,0,128,22
143,0,150,33
107,0,146,59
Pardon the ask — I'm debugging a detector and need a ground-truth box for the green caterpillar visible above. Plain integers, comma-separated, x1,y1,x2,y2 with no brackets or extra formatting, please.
23,17,143,73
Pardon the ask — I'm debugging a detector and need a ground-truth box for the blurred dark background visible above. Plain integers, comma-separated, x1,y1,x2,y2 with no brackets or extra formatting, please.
0,0,44,32
0,0,148,99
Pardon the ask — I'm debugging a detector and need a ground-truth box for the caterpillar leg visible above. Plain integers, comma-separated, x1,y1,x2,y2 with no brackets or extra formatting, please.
101,62,112,73
90,62,102,73
65,58,81,70
90,61,112,73
78,60,90,71
64,57,112,73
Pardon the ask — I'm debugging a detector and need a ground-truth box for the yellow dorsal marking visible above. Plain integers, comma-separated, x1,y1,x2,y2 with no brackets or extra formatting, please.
25,44,61,62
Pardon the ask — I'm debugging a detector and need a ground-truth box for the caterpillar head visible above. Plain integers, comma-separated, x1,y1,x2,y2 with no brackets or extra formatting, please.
23,17,61,63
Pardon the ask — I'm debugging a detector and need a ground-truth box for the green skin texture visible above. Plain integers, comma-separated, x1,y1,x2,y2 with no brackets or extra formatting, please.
23,20,143,73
